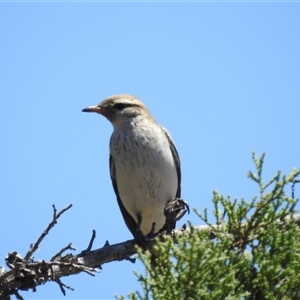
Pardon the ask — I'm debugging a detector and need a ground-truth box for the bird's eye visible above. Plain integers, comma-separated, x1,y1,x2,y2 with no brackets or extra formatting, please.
114,103,126,110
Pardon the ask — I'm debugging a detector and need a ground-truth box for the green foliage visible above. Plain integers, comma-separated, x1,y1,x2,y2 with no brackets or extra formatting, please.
118,153,300,300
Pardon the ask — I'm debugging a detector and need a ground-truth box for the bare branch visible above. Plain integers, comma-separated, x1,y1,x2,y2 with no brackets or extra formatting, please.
13,291,24,300
1,203,300,299
24,204,73,261
79,230,97,257
54,278,74,296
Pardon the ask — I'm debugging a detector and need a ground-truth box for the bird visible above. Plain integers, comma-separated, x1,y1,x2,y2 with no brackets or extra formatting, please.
82,94,183,242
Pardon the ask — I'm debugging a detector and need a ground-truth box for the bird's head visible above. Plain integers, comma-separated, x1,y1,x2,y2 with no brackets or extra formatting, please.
82,94,152,127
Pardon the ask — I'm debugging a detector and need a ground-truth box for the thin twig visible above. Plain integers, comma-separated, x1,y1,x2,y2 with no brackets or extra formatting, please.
24,204,73,261
13,291,24,300
103,240,110,247
291,180,300,199
78,230,97,257
86,230,96,252
51,243,76,261
54,279,74,296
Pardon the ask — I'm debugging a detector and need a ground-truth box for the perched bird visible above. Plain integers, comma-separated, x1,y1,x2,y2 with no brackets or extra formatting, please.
82,94,181,241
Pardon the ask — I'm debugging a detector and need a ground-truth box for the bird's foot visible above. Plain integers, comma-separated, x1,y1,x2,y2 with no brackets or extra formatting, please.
134,214,156,250
165,197,190,222
160,198,190,235
146,221,157,238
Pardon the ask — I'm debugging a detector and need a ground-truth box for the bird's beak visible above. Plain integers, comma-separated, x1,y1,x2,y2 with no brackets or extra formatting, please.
82,105,103,114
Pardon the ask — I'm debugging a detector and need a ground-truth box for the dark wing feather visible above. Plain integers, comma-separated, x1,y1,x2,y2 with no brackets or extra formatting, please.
160,126,181,198
160,126,182,230
109,155,137,237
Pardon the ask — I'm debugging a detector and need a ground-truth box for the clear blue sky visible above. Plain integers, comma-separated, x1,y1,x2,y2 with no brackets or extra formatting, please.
1,2,299,299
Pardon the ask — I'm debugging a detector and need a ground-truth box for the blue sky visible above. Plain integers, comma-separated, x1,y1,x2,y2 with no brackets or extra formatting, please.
1,2,299,299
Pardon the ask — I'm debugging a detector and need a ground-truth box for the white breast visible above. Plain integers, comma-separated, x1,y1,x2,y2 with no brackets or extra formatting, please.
110,124,178,234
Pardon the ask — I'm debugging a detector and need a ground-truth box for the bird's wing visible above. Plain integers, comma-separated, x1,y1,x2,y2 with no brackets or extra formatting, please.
160,126,181,198
109,154,137,237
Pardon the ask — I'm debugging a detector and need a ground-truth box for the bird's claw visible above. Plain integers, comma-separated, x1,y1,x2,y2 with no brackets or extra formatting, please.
164,197,190,222
135,214,156,250
160,198,190,235
147,221,157,237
